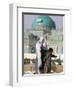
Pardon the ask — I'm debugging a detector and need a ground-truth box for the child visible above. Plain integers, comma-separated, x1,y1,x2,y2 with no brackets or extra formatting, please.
44,48,57,73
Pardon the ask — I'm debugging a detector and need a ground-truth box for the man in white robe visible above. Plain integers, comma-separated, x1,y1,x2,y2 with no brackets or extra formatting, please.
36,37,44,74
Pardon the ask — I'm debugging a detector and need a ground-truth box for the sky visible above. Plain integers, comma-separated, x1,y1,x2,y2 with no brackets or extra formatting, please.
23,14,63,30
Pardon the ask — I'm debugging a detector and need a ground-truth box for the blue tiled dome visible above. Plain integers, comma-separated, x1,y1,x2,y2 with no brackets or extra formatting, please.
32,15,56,29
